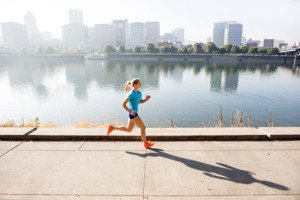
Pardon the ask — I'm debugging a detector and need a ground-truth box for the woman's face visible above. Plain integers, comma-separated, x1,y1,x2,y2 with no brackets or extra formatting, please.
134,81,141,89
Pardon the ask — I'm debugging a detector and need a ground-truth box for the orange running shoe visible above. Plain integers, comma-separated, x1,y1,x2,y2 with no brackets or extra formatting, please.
107,125,113,136
144,140,155,148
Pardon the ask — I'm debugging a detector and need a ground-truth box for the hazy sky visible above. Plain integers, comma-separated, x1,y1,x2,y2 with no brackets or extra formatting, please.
0,0,299,44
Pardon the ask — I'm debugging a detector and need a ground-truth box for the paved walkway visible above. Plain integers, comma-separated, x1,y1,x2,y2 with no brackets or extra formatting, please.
0,141,299,199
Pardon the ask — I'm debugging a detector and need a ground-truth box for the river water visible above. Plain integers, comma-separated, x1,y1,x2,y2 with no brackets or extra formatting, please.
0,60,299,127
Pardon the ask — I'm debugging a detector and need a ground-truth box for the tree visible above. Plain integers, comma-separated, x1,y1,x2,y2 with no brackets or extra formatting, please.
248,47,258,55
258,48,268,55
46,46,55,54
230,45,240,54
118,45,126,53
193,43,202,54
188,47,194,54
169,46,177,53
206,42,218,53
104,45,116,54
240,45,249,54
224,44,233,53
126,48,133,53
134,46,142,53
267,48,279,55
159,45,169,54
178,46,188,54
218,47,226,54
146,43,155,53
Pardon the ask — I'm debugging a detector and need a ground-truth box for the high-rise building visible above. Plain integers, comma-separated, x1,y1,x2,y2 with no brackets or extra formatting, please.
261,39,274,48
113,20,129,47
172,28,184,43
24,12,42,46
145,22,160,45
1,22,29,49
94,24,117,47
62,24,88,49
130,22,145,47
224,23,243,47
213,21,236,47
69,9,83,24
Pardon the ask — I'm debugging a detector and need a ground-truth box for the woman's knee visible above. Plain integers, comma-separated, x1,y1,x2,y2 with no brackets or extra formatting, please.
140,125,146,131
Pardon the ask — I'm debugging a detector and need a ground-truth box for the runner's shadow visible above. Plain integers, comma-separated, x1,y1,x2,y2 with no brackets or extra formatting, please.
126,148,289,191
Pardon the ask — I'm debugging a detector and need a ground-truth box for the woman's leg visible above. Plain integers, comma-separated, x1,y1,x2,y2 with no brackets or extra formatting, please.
133,116,147,144
112,119,134,132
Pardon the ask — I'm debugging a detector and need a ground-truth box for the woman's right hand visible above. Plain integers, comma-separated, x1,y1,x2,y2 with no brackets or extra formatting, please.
130,111,136,116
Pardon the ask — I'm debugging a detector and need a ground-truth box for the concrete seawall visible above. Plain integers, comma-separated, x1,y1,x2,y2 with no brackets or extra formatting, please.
107,54,299,64
0,55,85,62
1,127,299,141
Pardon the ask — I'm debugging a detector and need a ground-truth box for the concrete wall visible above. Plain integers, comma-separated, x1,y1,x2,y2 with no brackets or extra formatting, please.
107,54,299,64
0,55,85,62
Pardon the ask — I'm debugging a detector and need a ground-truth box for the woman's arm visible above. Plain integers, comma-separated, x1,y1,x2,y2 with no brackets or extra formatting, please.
140,95,151,104
122,98,135,115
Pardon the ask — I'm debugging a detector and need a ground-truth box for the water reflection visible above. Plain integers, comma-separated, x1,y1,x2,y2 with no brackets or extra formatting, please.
0,60,295,102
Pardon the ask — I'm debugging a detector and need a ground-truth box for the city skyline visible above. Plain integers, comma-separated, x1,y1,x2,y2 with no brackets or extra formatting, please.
0,0,299,45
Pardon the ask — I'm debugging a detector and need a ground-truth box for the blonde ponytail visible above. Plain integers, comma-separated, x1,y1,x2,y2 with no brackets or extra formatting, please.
125,81,131,94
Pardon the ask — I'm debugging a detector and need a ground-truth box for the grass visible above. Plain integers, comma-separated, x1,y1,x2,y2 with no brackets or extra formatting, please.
0,109,274,128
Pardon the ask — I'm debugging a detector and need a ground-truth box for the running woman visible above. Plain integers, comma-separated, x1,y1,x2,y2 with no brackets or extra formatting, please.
107,78,154,148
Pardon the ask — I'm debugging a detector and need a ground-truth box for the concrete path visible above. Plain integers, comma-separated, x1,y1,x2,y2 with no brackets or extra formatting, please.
0,141,299,199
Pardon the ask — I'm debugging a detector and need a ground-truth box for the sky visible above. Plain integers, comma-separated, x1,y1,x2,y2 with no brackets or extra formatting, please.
0,0,299,45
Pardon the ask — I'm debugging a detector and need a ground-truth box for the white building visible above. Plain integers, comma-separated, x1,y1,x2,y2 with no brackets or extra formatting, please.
62,24,88,49
24,12,42,46
130,22,145,47
1,22,29,49
213,21,237,47
69,9,83,24
94,24,117,47
113,20,129,47
145,22,160,45
224,23,243,47
172,28,184,43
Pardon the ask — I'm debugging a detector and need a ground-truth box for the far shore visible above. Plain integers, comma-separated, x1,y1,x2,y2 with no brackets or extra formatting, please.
0,54,299,65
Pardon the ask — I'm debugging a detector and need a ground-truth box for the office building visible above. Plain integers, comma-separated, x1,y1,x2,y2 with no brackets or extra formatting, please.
145,22,160,45
24,12,42,45
224,23,243,47
1,22,29,49
172,28,184,43
130,22,145,47
62,23,88,49
113,20,129,46
94,24,117,47
69,9,83,24
213,21,236,47
261,39,274,48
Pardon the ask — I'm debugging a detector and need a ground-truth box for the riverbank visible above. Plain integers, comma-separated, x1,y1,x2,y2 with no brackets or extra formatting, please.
1,127,299,141
1,54,299,65
0,54,85,62
106,54,299,64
